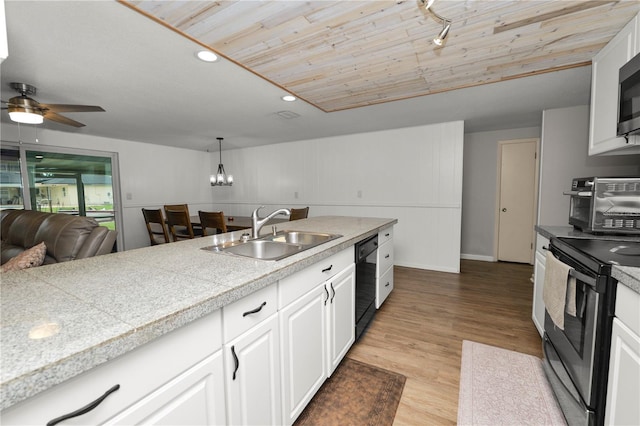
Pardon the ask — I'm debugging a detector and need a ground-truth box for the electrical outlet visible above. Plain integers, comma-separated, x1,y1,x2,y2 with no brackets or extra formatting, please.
126,192,133,200
294,191,299,199
357,190,362,198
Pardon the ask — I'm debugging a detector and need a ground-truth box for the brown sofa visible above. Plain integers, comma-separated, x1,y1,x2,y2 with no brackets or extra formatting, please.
0,209,117,265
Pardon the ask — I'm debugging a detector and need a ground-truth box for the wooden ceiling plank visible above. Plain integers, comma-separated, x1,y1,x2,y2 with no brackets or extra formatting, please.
494,1,616,34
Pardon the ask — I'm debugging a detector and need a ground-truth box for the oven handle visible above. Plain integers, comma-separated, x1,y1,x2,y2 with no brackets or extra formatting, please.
550,249,598,291
569,268,597,290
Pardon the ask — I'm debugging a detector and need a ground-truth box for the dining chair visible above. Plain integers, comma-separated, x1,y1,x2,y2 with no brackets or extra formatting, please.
164,204,203,236
141,208,170,245
165,208,199,241
290,207,309,221
198,211,228,236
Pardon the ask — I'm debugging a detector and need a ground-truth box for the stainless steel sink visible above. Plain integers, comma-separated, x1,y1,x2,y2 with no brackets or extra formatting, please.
202,230,342,261
223,240,304,260
261,230,339,246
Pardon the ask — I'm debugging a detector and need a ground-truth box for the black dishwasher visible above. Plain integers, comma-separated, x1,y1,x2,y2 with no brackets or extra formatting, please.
355,234,378,340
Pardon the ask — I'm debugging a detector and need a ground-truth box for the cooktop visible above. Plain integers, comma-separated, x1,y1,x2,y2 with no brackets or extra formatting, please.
557,237,640,268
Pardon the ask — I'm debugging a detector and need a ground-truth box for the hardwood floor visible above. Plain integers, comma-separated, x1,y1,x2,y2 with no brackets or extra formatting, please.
346,260,542,425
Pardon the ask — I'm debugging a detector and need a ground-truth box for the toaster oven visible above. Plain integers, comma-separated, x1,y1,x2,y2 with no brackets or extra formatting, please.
565,177,640,234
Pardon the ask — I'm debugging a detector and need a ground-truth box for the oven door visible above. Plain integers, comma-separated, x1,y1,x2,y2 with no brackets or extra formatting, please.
544,266,600,409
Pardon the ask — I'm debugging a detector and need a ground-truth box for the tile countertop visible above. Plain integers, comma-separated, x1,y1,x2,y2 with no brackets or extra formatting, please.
0,216,397,411
535,225,640,295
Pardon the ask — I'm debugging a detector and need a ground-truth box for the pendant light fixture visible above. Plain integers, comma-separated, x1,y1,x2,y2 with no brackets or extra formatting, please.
210,137,233,186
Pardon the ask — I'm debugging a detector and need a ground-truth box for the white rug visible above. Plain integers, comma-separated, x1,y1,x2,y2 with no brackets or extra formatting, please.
457,340,566,426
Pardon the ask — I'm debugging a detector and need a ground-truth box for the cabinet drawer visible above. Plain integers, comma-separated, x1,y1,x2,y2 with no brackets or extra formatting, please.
279,247,353,308
536,234,550,255
223,283,278,342
378,226,393,246
376,266,394,309
377,240,394,277
1,311,222,425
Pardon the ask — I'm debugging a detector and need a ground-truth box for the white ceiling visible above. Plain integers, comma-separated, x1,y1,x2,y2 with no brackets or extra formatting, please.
1,0,593,152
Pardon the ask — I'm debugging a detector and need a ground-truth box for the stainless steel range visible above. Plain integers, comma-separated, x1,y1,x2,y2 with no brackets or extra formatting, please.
543,237,640,426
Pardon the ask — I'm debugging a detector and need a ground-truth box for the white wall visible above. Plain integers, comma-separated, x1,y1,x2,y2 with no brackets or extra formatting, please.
1,124,215,250
461,126,541,261
211,122,465,272
539,105,640,225
2,121,464,272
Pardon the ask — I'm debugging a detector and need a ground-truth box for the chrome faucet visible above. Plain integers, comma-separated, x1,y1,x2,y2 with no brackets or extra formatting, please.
251,206,290,238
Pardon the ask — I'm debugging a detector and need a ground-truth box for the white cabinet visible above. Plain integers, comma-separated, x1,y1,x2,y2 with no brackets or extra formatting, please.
605,283,640,425
589,13,640,155
376,226,394,308
278,247,354,425
108,351,226,425
532,233,549,337
279,283,328,425
1,311,225,425
326,263,356,374
223,283,282,426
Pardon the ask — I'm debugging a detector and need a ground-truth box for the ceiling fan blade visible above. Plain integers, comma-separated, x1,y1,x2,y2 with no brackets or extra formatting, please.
43,111,86,127
39,103,105,113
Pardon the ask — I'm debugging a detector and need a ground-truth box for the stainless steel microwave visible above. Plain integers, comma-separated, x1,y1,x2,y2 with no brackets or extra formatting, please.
565,177,640,234
618,51,640,137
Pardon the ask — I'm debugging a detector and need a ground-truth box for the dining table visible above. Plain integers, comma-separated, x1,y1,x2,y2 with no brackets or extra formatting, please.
190,215,288,232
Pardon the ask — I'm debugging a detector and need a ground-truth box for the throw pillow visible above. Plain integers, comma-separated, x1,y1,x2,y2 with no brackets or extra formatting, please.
1,242,47,273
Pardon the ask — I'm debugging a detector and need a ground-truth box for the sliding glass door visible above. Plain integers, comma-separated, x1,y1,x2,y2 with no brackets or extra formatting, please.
0,143,122,250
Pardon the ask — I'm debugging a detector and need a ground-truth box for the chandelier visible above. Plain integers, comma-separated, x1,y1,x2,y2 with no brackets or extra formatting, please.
210,137,233,186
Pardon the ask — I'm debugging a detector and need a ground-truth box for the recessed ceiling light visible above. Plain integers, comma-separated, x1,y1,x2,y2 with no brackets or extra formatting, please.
281,95,296,102
196,50,218,62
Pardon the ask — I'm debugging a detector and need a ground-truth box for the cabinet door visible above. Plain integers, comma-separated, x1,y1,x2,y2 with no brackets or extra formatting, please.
532,250,546,337
225,313,282,426
106,351,226,425
280,284,328,425
589,15,638,155
377,266,394,309
605,318,640,425
327,263,356,375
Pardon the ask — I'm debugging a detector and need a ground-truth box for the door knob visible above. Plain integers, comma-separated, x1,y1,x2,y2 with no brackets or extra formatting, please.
501,208,507,212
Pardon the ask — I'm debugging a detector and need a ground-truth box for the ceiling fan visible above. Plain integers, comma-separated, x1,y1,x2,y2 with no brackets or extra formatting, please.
1,82,105,127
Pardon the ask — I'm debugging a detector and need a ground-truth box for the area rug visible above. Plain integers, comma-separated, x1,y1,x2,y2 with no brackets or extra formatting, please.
294,358,406,426
458,340,566,425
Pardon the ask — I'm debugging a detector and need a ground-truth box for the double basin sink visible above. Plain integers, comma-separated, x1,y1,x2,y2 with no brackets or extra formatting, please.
203,230,342,261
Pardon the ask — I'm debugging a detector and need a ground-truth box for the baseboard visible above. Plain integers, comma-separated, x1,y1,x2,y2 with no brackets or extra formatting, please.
394,261,460,273
460,253,496,262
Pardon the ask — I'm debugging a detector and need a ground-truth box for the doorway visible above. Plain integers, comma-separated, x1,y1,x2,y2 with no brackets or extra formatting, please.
495,139,539,264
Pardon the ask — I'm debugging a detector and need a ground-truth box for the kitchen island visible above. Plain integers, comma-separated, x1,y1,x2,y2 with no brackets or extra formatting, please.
1,216,396,422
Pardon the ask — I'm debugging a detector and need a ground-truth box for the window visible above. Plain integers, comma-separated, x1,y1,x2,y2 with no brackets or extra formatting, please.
0,143,122,250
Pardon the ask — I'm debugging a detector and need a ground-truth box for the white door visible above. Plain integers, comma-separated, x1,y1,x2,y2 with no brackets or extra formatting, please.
225,313,282,426
497,139,538,263
327,264,356,375
279,284,328,425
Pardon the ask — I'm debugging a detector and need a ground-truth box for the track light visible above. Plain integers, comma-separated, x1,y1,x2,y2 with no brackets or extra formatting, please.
419,0,452,47
434,21,451,46
421,0,435,10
